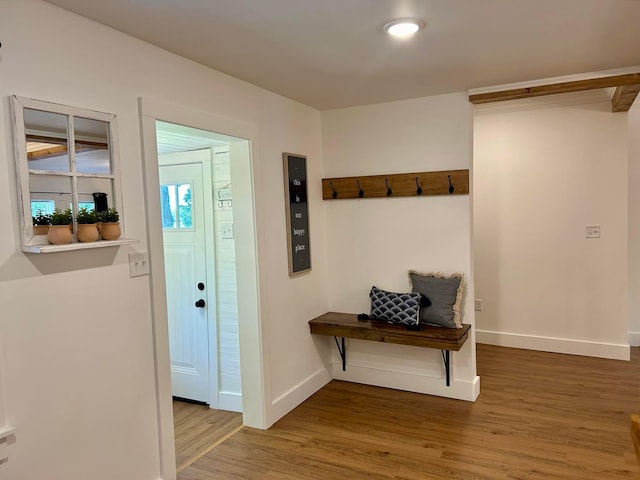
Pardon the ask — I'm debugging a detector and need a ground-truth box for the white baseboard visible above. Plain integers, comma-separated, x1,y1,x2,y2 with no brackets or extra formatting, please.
629,332,640,347
331,363,480,402
269,367,332,427
477,329,630,361
218,392,243,413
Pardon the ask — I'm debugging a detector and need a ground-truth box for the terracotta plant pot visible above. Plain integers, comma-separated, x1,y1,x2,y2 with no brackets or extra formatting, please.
48,225,72,245
33,225,49,236
77,223,99,243
99,222,121,241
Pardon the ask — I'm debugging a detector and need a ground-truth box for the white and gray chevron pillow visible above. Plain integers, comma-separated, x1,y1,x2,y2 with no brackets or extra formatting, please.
369,286,421,326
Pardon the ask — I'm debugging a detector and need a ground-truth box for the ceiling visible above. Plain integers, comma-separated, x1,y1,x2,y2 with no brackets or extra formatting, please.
44,0,640,110
156,121,231,155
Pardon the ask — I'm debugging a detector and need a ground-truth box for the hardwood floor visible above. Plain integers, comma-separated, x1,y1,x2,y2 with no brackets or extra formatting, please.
173,400,243,472
178,344,640,479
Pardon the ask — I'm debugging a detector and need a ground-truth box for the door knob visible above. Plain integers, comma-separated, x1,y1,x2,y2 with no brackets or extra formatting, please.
195,299,206,308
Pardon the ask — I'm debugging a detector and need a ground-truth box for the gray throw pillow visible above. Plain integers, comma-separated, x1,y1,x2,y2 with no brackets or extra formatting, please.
369,286,422,327
409,271,464,329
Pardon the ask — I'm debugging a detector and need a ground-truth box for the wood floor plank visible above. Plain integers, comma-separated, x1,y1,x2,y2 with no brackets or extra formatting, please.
173,400,243,471
179,345,640,479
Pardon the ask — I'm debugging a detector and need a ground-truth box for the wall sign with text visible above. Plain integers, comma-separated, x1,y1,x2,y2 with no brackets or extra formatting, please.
283,153,311,276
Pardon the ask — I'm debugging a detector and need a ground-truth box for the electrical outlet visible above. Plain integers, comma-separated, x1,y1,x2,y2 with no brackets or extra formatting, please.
585,225,600,238
129,251,150,277
221,223,234,239
474,299,483,311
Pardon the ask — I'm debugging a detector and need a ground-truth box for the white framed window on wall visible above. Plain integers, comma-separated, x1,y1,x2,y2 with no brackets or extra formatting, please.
10,96,137,252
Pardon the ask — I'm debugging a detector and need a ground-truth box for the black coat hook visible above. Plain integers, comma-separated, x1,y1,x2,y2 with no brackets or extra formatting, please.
385,179,392,196
357,180,364,198
330,181,338,199
448,175,454,194
415,177,422,195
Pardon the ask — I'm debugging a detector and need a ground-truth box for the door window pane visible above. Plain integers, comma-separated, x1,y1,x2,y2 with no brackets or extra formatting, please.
161,183,193,229
178,184,192,228
161,185,176,228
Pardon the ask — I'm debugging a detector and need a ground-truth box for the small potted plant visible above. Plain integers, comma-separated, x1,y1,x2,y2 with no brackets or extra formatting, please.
76,207,99,242
32,210,51,236
98,208,121,241
48,208,73,245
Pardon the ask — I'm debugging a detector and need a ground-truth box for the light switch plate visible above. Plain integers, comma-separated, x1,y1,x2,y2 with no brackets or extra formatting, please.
474,299,483,311
585,225,600,238
129,251,150,277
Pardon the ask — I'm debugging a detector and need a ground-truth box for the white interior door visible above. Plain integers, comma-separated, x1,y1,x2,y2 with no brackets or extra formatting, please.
159,162,210,403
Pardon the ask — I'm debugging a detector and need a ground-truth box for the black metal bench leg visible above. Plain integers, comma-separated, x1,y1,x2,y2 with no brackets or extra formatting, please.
334,336,346,371
441,350,450,386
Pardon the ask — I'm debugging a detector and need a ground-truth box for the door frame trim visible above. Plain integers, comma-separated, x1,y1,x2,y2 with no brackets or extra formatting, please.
201,154,221,409
138,98,266,480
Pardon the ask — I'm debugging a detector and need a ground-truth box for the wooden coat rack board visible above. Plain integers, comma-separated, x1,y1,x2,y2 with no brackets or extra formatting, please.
322,169,469,200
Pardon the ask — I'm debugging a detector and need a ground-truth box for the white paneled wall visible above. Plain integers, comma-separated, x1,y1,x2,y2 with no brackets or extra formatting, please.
212,149,242,409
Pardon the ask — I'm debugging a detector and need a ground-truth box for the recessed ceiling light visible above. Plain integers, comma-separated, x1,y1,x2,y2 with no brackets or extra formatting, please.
383,18,425,37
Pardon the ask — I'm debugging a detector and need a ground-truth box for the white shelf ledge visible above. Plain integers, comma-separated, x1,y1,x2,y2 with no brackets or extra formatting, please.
22,238,139,254
0,426,15,440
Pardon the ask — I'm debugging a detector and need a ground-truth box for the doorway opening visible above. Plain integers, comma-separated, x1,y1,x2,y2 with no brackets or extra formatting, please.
139,98,265,480
157,121,244,469
156,121,242,410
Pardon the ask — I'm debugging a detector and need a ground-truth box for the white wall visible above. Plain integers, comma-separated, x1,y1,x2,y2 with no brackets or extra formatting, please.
0,363,9,465
629,103,640,345
0,1,329,479
474,98,629,359
321,93,478,401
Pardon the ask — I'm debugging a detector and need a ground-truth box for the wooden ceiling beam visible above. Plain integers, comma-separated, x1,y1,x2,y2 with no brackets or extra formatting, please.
612,84,640,112
27,145,103,161
26,134,108,150
469,73,640,106
27,145,69,161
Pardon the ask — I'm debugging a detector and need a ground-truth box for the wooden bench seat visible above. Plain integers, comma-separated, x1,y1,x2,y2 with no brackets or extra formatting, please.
309,312,471,386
